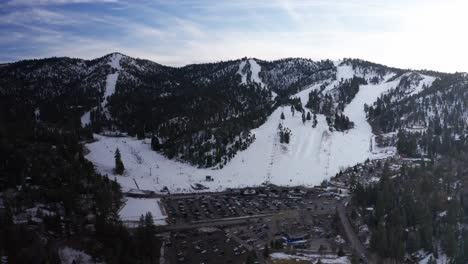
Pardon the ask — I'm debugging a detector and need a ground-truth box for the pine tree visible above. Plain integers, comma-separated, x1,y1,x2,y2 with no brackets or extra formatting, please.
114,148,125,175
302,112,306,124
284,130,290,144
280,112,285,120
136,212,157,262
151,135,160,151
246,251,256,264
263,245,269,258
306,111,311,120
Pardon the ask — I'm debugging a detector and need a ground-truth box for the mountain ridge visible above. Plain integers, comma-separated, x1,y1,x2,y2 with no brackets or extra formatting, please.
5,51,465,75
1,53,466,172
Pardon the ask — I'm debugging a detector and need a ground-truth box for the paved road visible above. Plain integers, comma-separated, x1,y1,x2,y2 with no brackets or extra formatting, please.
336,202,368,263
155,213,280,233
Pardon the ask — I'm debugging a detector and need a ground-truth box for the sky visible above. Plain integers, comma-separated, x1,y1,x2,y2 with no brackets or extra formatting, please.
1,0,468,72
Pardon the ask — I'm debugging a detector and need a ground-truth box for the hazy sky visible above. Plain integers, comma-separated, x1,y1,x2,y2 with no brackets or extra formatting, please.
1,0,467,72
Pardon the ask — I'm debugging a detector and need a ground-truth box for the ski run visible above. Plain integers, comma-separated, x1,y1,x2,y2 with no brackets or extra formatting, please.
84,61,438,196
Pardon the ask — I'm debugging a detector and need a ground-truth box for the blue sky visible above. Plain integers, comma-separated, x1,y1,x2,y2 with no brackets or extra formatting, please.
1,0,468,72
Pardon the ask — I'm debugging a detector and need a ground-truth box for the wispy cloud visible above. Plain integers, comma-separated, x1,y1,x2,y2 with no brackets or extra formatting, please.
6,0,118,6
0,8,76,26
0,0,468,72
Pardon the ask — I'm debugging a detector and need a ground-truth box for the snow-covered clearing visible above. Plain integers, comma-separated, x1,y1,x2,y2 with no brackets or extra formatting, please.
237,58,267,88
249,59,266,88
237,60,247,84
119,197,167,225
407,73,436,96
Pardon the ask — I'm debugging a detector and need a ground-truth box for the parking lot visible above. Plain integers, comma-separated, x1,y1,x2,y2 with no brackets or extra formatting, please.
165,228,255,264
158,185,351,263
163,186,338,224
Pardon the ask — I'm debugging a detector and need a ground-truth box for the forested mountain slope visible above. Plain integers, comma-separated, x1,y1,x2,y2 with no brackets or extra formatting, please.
0,53,337,168
1,53,468,263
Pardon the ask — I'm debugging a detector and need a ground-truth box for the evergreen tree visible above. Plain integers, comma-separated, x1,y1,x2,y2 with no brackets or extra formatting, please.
136,212,157,262
246,251,256,264
312,114,318,128
428,256,437,264
306,111,311,120
302,112,306,124
114,148,125,175
151,135,160,151
284,130,290,144
263,245,269,258
350,254,360,264
280,112,285,120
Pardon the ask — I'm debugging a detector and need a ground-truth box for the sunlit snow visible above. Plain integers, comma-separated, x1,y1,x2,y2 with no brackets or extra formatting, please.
119,197,167,225
85,65,411,194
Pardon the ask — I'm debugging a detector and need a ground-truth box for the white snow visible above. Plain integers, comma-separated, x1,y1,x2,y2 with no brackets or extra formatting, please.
118,197,167,225
237,60,247,84
294,82,323,106
408,73,436,96
237,58,266,88
334,60,356,81
270,252,350,263
109,53,123,70
34,107,40,120
59,247,94,264
248,59,266,88
86,66,406,194
438,211,447,217
101,53,122,110
81,111,91,127
419,252,449,264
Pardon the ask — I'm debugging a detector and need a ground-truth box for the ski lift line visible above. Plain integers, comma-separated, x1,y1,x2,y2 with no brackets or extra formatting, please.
133,178,140,190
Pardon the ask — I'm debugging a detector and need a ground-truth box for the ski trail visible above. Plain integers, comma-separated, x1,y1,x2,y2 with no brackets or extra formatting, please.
265,120,281,184
320,130,332,178
102,53,122,113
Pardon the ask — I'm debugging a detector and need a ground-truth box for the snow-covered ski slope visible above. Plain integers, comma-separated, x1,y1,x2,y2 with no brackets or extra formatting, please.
102,53,122,110
237,58,267,88
81,53,123,127
85,62,422,194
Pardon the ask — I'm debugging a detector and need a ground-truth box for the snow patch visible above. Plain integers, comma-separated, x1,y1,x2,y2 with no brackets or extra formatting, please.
249,59,266,88
334,60,355,80
419,252,449,264
119,197,167,225
81,111,91,127
34,107,40,120
59,247,94,264
270,252,350,263
109,53,123,70
237,60,247,84
407,73,436,96
237,58,266,88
